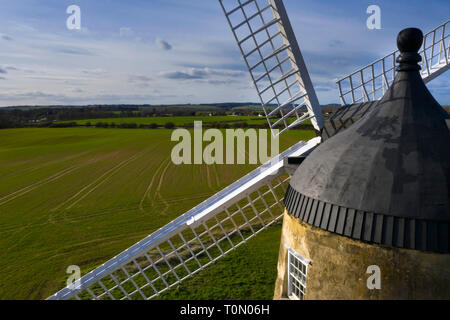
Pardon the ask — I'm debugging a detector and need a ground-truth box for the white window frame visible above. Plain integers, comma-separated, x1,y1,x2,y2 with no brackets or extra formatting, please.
287,247,311,300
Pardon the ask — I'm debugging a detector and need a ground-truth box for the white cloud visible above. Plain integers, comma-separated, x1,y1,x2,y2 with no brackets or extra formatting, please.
159,67,244,80
128,75,153,88
81,68,108,76
119,27,134,38
53,46,96,56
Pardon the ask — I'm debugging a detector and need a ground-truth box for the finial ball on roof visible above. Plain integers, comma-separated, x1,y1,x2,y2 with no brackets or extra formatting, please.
397,28,423,53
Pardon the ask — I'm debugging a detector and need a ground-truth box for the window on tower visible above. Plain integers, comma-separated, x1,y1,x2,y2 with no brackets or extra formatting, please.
287,248,310,300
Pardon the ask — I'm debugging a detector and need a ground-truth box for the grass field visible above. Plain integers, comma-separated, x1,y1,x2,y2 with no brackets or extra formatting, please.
156,224,282,300
0,127,315,299
58,116,265,126
57,116,312,127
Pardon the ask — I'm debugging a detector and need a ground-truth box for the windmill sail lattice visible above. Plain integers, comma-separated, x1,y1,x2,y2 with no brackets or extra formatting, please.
337,20,450,105
219,0,324,135
48,139,320,300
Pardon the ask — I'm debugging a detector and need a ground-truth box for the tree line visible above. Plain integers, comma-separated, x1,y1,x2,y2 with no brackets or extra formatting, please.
39,121,279,130
0,106,262,129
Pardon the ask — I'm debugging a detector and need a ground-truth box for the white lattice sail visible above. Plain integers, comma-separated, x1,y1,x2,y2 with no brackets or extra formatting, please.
337,20,450,105
48,138,320,300
219,0,324,135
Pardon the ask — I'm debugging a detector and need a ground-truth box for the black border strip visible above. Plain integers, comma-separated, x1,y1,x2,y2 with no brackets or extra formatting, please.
284,185,450,253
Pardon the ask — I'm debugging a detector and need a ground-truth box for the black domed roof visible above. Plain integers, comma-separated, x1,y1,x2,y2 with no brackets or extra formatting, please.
285,28,450,253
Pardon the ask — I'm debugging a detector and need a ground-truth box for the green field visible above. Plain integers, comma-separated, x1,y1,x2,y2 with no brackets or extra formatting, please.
157,224,282,300
57,116,312,127
58,116,265,126
0,127,315,299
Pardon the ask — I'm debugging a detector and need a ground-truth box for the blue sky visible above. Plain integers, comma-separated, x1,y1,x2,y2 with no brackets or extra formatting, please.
0,0,448,107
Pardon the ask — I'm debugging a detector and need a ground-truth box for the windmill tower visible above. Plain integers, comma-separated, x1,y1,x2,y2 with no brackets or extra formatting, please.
48,1,449,300
275,28,450,300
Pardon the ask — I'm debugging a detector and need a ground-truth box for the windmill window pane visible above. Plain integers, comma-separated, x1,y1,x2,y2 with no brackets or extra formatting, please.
287,248,309,300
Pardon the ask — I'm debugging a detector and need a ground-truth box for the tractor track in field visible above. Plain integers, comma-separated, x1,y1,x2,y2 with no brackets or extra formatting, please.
0,191,218,235
0,150,92,180
206,165,213,189
9,230,153,263
0,165,82,207
154,159,172,216
2,229,34,255
139,157,170,212
42,233,146,261
52,148,149,212
0,151,119,208
213,164,220,188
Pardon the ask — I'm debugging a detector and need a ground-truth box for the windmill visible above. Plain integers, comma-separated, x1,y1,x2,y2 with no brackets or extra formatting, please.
48,0,449,300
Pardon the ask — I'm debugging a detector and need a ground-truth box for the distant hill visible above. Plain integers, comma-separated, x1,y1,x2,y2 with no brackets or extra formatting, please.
2,102,342,111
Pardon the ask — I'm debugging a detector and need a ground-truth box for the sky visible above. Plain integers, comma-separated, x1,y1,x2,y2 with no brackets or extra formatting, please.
0,0,448,107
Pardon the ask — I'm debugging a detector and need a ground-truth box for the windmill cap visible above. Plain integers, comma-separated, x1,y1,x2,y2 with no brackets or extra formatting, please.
396,28,423,70
397,28,423,52
285,27,450,253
